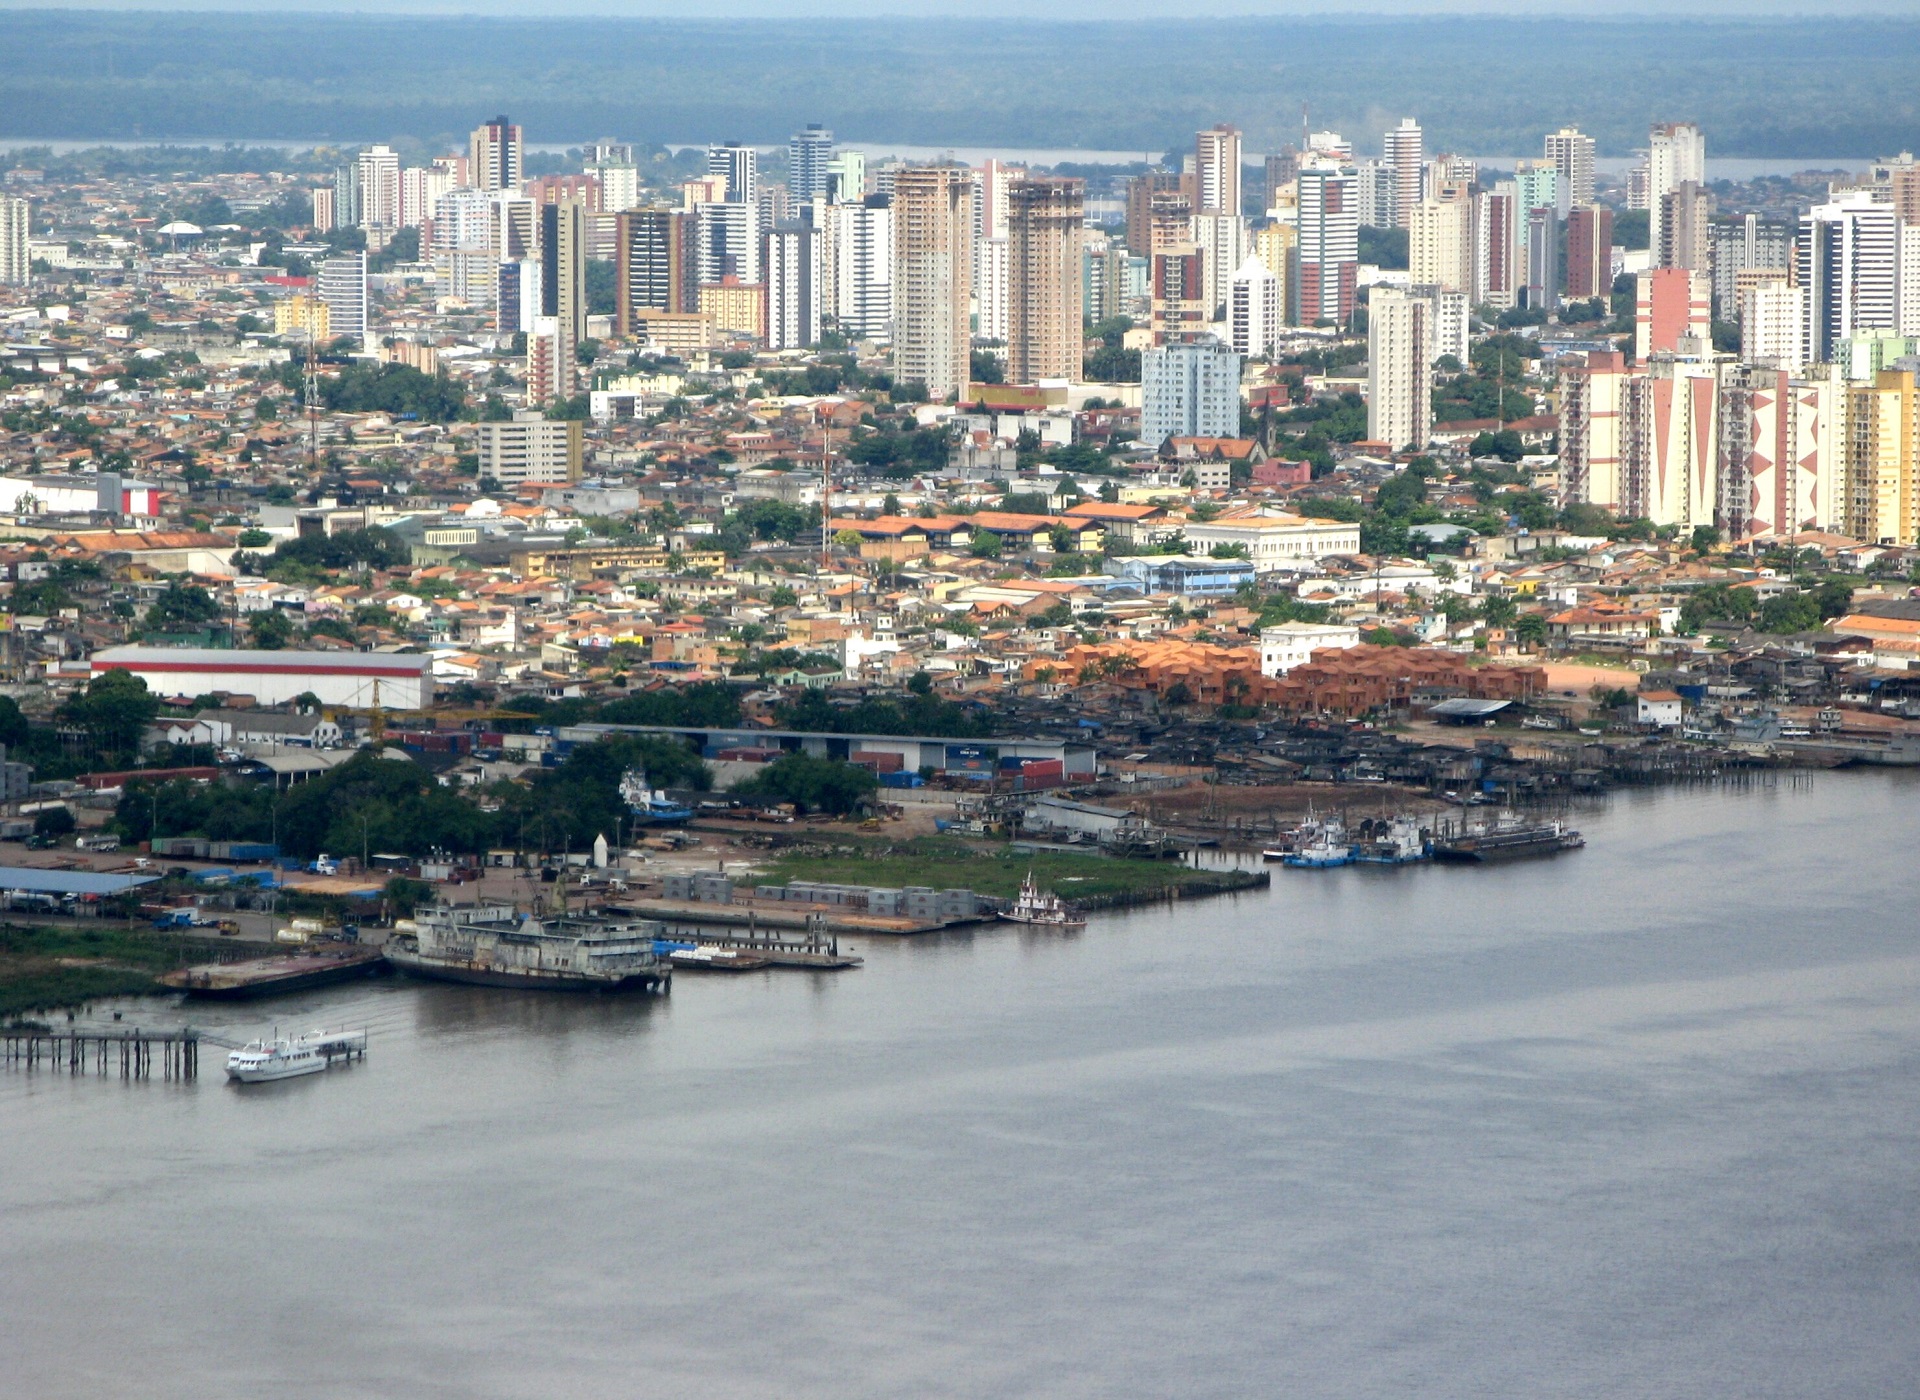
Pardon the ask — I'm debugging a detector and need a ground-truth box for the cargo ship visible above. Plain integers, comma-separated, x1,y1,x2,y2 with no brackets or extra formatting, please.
1432,817,1584,862
384,902,671,992
161,946,386,999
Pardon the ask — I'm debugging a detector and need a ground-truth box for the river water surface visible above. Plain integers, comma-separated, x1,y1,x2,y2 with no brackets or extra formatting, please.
4,776,1918,1398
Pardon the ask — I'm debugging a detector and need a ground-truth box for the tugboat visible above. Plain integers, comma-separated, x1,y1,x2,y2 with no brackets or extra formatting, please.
998,873,1088,929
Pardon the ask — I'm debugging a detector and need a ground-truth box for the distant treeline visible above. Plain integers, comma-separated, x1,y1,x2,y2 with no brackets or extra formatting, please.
0,14,1913,159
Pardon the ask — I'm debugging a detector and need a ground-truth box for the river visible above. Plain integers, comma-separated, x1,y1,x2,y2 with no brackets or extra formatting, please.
4,774,1918,1398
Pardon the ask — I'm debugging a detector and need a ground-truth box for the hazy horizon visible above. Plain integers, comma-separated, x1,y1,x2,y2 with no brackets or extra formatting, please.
2,0,1916,13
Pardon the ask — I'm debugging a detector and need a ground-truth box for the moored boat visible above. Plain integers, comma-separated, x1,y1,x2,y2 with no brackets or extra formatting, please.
384,902,671,992
226,1028,367,1083
1432,816,1584,862
162,946,385,1000
998,873,1087,929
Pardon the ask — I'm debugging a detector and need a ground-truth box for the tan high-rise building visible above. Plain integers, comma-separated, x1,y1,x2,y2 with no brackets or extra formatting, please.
1148,190,1195,256
1846,369,1920,544
1005,176,1084,385
1254,223,1296,325
1660,180,1712,272
1544,127,1596,209
892,166,975,400
469,116,524,195
1409,187,1473,294
1195,124,1242,216
1125,172,1181,256
1367,287,1432,451
1382,118,1424,230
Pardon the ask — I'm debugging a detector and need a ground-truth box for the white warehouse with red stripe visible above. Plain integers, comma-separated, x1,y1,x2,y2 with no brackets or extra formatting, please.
89,648,433,710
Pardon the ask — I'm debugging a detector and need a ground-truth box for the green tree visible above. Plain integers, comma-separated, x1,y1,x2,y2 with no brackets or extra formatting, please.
732,753,877,815
249,609,295,649
970,530,1003,559
62,671,159,763
143,582,221,635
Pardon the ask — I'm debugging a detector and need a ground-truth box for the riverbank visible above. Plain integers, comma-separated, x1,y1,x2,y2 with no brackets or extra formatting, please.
757,837,1264,905
0,924,249,1020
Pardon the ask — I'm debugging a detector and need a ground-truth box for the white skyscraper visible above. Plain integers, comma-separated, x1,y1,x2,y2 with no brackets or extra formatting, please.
0,196,28,287
1382,118,1424,230
356,145,401,232
765,223,822,350
706,143,757,206
1191,212,1249,321
789,125,835,204
1798,193,1898,366
1141,339,1241,447
828,200,893,342
1743,280,1806,372
1228,254,1280,359
1195,124,1243,216
975,234,1010,343
399,165,450,230
1409,283,1470,367
1367,287,1432,451
317,251,369,348
696,200,760,285
1647,122,1706,268
588,160,641,213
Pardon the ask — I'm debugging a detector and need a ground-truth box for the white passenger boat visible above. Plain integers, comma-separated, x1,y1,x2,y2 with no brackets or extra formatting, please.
225,1028,367,1083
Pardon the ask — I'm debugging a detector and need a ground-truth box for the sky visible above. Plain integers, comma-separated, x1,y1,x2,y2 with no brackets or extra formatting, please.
1,0,1912,13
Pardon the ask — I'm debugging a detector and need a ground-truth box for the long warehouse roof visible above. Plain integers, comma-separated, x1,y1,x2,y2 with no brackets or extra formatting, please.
0,866,160,895
91,647,431,676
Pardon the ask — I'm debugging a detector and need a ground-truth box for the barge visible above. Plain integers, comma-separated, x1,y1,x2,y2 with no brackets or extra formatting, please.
161,946,386,1000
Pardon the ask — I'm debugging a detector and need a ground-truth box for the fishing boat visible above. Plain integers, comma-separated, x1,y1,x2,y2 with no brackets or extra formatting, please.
1352,814,1431,865
998,873,1087,929
225,1028,367,1083
1281,816,1354,869
620,769,693,826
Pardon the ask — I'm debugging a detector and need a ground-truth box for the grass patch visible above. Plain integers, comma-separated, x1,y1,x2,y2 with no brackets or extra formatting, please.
760,837,1255,903
0,923,197,1018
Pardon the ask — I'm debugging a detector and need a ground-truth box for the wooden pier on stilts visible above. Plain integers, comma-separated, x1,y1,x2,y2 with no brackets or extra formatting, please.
3,1027,202,1080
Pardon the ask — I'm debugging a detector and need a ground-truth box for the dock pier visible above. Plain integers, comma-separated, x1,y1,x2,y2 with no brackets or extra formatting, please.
3,1028,201,1080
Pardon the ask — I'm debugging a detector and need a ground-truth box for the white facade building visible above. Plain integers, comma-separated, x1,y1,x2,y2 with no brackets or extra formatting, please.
0,195,27,287
91,648,434,711
1183,512,1362,573
317,251,368,348
765,224,822,350
829,200,893,342
1646,122,1706,267
477,411,583,486
356,145,400,231
1799,194,1899,366
1141,339,1241,448
1743,281,1806,372
1228,254,1280,359
1259,622,1362,676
